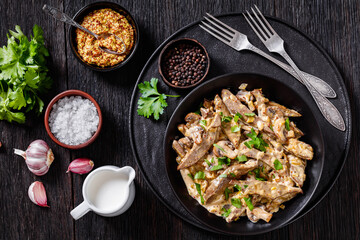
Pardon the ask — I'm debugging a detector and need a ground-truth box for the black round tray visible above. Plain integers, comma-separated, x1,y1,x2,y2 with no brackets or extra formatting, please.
129,13,351,234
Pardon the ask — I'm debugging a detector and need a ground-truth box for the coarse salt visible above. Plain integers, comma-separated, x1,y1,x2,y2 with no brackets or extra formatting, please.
49,96,99,145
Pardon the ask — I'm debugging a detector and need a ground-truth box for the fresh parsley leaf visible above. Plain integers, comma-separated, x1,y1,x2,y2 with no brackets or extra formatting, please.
224,187,231,200
199,119,207,129
221,207,231,217
244,141,252,149
244,112,255,117
219,174,227,178
213,143,226,153
187,173,194,180
270,125,274,131
236,155,248,162
137,78,180,120
274,159,283,170
195,183,204,204
244,185,248,189
210,165,223,171
234,184,241,192
231,198,242,208
194,171,205,180
204,158,211,166
221,115,232,123
245,128,268,152
230,172,236,177
218,157,231,165
285,118,290,131
231,125,241,133
234,112,242,123
244,197,254,210
210,158,214,164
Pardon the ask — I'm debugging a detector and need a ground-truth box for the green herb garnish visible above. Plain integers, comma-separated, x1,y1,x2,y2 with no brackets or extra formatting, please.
195,183,204,204
224,187,231,200
0,25,52,124
244,197,254,210
137,78,180,120
245,128,269,152
231,198,242,208
270,125,274,131
211,158,215,164
231,125,241,133
187,173,193,180
285,118,290,131
234,112,242,123
199,119,207,129
244,185,248,188
218,156,231,166
213,143,226,153
230,172,236,177
221,115,232,123
194,171,205,180
204,158,211,166
210,165,223,171
244,112,255,117
274,159,283,170
222,207,231,217
234,184,242,191
236,155,248,162
219,174,227,178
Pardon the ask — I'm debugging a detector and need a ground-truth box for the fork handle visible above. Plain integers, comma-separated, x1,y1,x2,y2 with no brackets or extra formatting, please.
277,49,345,131
249,46,336,98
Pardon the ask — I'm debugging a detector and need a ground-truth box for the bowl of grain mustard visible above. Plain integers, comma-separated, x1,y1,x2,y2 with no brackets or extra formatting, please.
69,2,139,71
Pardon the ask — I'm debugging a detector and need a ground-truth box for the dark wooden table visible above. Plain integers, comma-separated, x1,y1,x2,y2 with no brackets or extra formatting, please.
0,0,359,239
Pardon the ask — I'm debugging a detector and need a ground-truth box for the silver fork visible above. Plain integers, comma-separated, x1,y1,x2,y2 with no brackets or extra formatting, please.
199,13,336,99
243,5,344,131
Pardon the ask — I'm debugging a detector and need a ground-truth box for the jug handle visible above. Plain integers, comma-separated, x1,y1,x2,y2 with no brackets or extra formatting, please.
70,201,90,220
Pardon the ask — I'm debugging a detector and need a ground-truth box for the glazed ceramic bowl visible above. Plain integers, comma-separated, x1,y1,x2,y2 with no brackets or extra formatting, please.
158,38,210,89
69,1,139,71
44,90,103,149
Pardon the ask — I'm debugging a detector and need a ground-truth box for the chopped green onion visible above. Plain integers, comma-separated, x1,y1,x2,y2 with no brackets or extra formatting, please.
244,197,254,210
194,171,205,180
234,184,242,191
195,183,204,204
236,155,248,162
285,118,290,131
210,165,223,171
234,113,243,123
221,207,231,217
274,159,283,170
231,125,241,133
219,174,227,178
199,119,207,129
213,143,226,153
224,187,231,200
244,112,255,117
187,173,194,180
231,198,242,208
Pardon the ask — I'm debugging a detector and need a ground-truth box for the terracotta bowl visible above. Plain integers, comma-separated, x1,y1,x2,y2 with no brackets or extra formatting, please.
158,38,210,89
44,90,103,149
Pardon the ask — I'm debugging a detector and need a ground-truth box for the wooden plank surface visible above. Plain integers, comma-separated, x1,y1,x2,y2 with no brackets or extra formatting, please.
0,0,359,239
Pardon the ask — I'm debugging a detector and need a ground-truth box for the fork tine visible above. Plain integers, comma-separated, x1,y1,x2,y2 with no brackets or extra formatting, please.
199,24,232,46
204,16,234,37
254,5,276,34
242,12,267,42
251,7,272,37
205,13,237,34
200,21,232,41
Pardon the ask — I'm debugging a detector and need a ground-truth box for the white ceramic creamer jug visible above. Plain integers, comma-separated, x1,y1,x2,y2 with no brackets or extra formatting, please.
70,165,136,220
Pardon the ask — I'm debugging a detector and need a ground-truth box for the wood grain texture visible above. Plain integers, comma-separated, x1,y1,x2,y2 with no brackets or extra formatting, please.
0,0,358,239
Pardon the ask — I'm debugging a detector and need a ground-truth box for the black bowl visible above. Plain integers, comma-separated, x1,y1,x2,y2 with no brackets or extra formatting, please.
164,73,324,235
69,1,139,72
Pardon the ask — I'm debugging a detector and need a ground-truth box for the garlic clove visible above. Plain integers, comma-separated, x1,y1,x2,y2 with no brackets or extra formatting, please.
28,181,49,207
67,158,94,175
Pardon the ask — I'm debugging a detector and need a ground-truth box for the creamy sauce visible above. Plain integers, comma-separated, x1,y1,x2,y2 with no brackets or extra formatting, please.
87,171,128,211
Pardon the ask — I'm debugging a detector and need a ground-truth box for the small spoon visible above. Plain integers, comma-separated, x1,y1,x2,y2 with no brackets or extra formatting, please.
42,4,126,55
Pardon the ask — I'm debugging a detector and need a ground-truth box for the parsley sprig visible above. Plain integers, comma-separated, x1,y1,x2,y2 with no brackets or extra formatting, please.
244,128,269,152
137,78,179,120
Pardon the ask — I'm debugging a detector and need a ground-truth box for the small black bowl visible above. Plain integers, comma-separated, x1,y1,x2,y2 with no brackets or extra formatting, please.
158,38,210,89
69,1,139,71
164,73,324,235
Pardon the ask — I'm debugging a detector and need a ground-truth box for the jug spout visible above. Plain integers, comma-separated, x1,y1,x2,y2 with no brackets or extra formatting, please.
118,166,136,184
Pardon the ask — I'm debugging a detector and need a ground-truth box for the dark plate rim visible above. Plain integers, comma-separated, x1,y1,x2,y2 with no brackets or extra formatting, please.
163,72,325,236
128,12,352,235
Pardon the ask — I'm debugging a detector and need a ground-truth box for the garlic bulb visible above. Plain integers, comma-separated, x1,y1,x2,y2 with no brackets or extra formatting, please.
14,140,54,176
28,181,49,207
67,158,94,174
